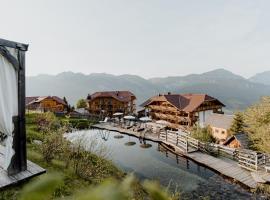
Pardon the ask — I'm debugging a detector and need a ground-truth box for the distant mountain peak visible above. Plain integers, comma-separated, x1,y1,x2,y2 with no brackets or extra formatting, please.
249,71,270,85
203,68,231,74
201,68,244,80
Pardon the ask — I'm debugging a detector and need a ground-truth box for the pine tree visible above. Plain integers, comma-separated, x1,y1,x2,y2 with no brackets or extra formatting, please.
230,112,245,134
63,96,68,105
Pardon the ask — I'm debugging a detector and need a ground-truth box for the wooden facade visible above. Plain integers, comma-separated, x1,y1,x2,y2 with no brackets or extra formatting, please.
87,91,136,117
141,93,225,130
224,133,249,149
26,96,67,112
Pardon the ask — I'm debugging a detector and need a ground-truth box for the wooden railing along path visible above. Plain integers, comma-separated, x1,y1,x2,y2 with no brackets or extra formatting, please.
159,130,267,172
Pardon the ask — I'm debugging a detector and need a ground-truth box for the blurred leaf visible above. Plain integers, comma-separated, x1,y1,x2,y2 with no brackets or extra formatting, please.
143,180,172,200
19,173,63,200
75,179,129,200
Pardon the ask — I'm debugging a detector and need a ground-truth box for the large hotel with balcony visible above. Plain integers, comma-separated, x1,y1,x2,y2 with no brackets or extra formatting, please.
141,93,225,130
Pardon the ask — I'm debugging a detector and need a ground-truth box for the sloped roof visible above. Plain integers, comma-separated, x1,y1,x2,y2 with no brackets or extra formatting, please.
26,96,67,106
88,91,136,102
26,96,38,105
205,114,234,130
141,93,225,112
224,133,249,149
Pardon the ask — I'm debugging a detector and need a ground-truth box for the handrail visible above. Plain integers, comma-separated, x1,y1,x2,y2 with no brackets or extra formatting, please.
159,130,266,171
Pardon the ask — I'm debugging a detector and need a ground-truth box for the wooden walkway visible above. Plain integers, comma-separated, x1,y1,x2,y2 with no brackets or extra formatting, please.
92,123,270,189
0,146,46,189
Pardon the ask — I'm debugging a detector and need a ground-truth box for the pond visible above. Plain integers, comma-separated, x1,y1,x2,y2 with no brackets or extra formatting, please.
65,129,266,200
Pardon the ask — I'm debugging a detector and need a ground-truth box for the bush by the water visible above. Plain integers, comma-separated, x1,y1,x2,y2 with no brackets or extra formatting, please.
64,118,93,129
191,125,216,143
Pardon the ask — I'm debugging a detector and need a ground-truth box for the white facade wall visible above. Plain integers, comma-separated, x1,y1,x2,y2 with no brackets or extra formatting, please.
198,110,213,127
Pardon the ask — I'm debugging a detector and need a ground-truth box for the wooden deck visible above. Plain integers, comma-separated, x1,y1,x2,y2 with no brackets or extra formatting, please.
0,146,46,189
92,123,270,189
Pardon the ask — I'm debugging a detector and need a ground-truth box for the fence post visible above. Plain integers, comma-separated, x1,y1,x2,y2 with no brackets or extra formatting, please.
255,153,258,171
186,135,189,153
176,134,178,146
166,130,168,142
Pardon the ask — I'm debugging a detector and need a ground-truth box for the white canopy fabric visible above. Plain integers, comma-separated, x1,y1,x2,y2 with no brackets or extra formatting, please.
113,112,123,116
0,47,18,170
123,116,136,120
139,116,152,122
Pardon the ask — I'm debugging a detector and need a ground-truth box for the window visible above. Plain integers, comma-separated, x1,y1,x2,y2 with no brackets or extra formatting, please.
215,129,219,133
221,131,225,134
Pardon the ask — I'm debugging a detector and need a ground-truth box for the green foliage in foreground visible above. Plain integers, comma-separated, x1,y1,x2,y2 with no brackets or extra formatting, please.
244,96,270,152
191,125,216,143
19,174,177,200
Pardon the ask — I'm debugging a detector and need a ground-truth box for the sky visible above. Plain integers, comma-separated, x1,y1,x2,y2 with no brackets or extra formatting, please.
1,0,270,78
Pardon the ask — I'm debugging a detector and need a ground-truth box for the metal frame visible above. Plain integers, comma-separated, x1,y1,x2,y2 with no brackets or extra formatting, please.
0,38,28,175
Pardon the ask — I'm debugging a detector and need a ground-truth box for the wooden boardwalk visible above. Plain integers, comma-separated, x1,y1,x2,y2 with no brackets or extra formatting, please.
92,123,270,189
0,145,46,189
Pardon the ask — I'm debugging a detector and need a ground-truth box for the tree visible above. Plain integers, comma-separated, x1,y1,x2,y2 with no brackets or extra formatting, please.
230,112,245,134
244,96,270,152
76,99,87,109
63,96,68,105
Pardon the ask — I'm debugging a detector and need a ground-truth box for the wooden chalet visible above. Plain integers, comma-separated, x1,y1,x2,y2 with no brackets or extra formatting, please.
223,133,249,149
87,91,136,117
26,96,67,112
141,93,225,130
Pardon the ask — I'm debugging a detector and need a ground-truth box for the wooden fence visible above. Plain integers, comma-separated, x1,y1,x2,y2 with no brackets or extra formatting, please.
158,130,267,171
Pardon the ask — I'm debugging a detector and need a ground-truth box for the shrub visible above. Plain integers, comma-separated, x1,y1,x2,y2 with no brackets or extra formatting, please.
36,112,61,133
41,127,69,163
26,128,44,143
65,119,92,130
191,125,216,143
76,121,90,129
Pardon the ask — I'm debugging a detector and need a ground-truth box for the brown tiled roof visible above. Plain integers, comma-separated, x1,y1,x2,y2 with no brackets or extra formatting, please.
26,96,67,106
26,96,38,105
141,93,225,112
88,91,136,102
51,96,67,105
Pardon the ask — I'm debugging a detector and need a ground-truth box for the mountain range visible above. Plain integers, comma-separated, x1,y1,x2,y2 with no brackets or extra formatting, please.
26,69,270,112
